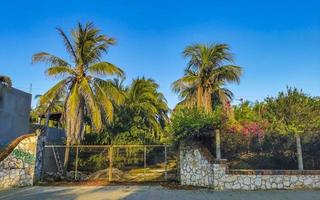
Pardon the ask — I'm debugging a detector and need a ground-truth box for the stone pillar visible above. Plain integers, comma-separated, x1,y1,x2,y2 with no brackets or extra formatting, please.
212,160,228,190
179,143,215,187
34,133,46,182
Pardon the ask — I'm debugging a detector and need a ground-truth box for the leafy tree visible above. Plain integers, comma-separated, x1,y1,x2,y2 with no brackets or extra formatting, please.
172,43,242,158
263,87,320,170
32,22,125,170
169,108,219,144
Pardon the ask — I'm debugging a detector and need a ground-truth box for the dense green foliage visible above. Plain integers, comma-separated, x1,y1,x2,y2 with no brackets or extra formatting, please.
83,77,169,145
168,108,219,144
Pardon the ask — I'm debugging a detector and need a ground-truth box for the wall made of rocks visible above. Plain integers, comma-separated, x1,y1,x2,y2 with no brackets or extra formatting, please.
180,143,320,190
0,135,39,188
214,164,320,190
180,144,214,187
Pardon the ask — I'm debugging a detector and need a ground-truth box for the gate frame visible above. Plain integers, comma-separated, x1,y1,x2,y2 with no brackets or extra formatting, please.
43,144,173,182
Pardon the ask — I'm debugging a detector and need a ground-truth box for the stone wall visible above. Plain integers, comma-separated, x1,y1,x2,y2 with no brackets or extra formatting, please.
180,143,214,187
180,143,320,190
0,135,41,188
214,163,320,190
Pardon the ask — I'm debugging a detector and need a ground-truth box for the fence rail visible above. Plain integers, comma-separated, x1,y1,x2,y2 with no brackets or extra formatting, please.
42,144,178,183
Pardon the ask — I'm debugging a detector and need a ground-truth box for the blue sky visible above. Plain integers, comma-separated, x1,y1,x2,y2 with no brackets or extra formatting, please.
0,0,319,108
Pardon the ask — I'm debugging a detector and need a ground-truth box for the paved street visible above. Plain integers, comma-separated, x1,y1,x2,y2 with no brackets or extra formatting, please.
0,186,320,200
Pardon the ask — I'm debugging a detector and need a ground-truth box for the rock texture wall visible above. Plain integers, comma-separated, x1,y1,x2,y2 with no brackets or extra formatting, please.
180,143,320,190
213,164,320,190
0,135,39,188
180,144,214,187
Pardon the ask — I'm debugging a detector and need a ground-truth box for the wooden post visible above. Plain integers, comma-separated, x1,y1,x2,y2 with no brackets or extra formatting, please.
144,145,146,182
164,145,168,181
109,146,113,182
75,146,79,180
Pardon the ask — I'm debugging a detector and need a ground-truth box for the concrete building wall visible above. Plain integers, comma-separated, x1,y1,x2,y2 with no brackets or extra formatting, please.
0,85,31,146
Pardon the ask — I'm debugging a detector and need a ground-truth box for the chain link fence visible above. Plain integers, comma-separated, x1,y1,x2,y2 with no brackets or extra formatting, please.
42,145,178,183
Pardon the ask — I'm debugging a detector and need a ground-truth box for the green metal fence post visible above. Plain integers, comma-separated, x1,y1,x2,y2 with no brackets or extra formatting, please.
75,145,79,180
144,145,147,182
164,145,168,181
109,146,113,182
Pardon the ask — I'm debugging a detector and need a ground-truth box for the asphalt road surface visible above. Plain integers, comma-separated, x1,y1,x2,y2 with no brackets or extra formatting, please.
0,186,320,200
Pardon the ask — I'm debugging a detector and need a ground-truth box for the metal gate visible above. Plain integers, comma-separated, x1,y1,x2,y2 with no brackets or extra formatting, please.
42,145,178,183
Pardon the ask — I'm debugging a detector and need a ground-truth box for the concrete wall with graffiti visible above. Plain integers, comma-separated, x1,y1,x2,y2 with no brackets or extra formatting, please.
0,135,40,188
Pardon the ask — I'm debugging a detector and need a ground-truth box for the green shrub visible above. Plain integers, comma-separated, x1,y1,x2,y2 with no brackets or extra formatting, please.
168,108,220,144
78,153,108,172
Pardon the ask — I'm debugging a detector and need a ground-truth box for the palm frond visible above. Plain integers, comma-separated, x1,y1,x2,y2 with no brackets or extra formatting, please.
87,62,124,77
56,27,77,62
79,78,102,132
32,52,70,66
39,79,69,111
45,66,76,78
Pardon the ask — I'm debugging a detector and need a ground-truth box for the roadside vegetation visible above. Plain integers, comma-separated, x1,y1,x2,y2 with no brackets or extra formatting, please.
28,22,320,173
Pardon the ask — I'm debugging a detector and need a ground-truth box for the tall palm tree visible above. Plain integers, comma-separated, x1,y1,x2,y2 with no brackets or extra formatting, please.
110,77,169,143
125,77,169,141
172,43,242,159
32,22,124,170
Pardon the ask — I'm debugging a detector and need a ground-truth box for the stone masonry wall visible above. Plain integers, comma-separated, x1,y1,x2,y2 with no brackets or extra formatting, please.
0,135,39,188
180,144,320,190
180,144,214,187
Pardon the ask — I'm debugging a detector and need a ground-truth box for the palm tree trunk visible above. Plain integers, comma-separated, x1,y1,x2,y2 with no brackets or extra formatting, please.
205,90,212,113
215,129,221,160
63,138,71,174
63,99,85,174
295,133,304,170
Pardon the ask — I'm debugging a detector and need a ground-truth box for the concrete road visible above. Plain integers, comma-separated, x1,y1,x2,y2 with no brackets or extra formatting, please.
0,186,320,200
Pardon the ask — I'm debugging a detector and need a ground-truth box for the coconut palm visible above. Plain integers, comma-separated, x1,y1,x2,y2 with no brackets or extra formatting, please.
32,22,125,170
124,78,168,141
110,77,169,143
172,43,242,159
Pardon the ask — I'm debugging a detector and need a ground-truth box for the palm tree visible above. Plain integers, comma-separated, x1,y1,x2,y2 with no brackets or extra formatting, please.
172,43,242,159
110,77,169,144
126,78,169,141
32,22,125,170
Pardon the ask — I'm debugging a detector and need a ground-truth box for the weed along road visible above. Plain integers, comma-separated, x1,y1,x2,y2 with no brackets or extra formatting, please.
1,186,320,200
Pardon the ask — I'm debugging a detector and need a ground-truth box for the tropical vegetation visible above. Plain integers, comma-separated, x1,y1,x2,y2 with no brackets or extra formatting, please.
28,22,320,171
172,43,242,159
84,77,169,145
